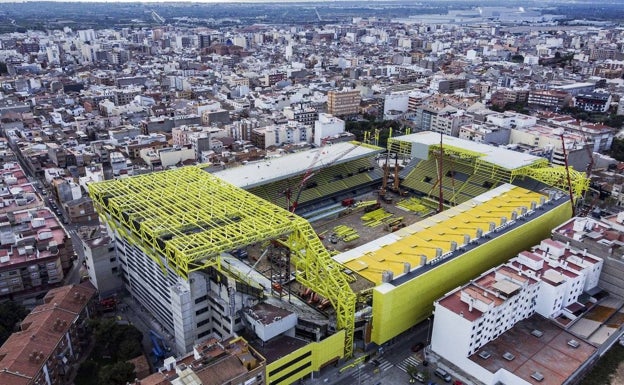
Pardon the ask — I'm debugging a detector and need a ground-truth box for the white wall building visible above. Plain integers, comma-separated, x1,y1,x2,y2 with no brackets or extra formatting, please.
432,265,540,361
110,151,130,176
253,122,312,148
486,112,536,129
314,113,345,146
383,92,410,116
431,236,602,385
77,226,122,296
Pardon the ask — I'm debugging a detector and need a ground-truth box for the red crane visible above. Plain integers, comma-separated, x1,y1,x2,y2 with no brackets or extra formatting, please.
289,143,360,213
283,144,325,211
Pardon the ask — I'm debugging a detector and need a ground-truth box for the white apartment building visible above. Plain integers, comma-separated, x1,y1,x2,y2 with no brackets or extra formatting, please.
110,151,131,176
430,110,472,137
251,121,312,148
432,265,540,362
383,91,411,116
314,113,345,146
432,237,602,385
76,225,122,296
486,111,537,129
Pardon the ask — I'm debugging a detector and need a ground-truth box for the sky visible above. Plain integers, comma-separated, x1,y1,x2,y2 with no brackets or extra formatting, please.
0,0,350,2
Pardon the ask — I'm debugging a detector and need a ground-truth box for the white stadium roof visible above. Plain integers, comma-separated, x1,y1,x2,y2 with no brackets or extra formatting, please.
212,142,383,189
394,131,543,170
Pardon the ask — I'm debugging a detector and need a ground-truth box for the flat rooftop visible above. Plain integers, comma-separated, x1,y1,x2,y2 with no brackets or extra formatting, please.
391,131,544,170
471,314,596,385
250,335,308,364
211,141,383,189
334,184,549,285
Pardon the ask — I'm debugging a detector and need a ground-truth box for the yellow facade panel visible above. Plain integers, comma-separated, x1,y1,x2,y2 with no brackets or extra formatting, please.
265,331,345,385
370,199,571,344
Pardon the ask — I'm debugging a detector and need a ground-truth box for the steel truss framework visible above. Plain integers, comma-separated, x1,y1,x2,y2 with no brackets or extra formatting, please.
89,166,356,357
389,138,589,197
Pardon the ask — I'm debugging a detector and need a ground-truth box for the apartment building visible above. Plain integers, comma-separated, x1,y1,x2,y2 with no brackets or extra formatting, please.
0,284,96,385
574,91,612,113
433,264,541,359
528,90,572,110
458,123,510,145
430,110,472,137
430,76,467,94
489,88,529,108
73,225,121,296
138,336,266,385
327,89,360,116
432,235,602,385
250,122,312,149
313,113,345,146
0,161,73,296
552,215,624,299
0,207,71,295
283,106,318,127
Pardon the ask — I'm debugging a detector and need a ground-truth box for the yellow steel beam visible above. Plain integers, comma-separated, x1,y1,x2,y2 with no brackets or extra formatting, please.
429,143,482,160
516,165,589,197
89,166,358,357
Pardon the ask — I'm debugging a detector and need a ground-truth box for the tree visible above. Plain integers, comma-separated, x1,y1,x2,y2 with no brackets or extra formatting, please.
610,137,624,162
0,302,29,345
76,360,98,385
97,362,135,385
89,319,143,361
510,54,524,63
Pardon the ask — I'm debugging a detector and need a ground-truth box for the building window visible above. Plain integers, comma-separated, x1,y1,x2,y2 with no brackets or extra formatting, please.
194,295,208,304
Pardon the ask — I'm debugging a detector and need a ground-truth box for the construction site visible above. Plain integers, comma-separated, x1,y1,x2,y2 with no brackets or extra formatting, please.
89,131,589,385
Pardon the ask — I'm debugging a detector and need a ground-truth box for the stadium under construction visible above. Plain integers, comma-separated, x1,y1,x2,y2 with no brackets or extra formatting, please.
89,131,589,385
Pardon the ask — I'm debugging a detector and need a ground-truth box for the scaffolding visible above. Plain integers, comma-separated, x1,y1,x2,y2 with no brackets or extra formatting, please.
89,166,357,357
388,136,589,198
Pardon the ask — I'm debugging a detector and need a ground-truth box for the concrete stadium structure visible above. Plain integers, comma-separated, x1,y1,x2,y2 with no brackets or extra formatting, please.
89,133,587,384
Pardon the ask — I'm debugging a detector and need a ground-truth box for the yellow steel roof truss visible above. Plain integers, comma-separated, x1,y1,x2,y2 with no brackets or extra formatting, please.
89,166,357,357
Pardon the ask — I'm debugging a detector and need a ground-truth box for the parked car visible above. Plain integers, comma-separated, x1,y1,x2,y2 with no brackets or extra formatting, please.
434,368,452,383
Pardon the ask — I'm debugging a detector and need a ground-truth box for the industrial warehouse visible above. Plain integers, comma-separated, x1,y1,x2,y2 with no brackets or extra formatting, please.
88,131,589,385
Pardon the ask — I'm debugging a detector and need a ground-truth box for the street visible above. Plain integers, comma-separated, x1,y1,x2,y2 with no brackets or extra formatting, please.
305,319,433,385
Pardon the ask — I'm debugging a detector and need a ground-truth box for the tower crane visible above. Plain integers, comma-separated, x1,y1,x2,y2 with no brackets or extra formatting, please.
283,144,325,211
289,143,361,213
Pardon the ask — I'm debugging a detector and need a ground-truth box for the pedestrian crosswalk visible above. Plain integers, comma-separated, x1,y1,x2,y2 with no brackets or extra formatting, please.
396,355,421,373
349,357,394,383
351,365,374,383
377,357,394,372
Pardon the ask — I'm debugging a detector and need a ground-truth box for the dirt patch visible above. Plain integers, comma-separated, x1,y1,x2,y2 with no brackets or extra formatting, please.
585,305,617,323
606,312,624,329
